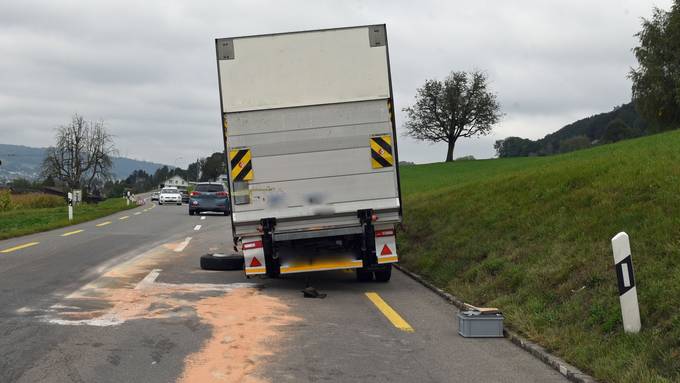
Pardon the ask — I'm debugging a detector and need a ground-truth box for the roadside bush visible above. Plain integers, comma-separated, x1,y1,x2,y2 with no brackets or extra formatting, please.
10,193,64,209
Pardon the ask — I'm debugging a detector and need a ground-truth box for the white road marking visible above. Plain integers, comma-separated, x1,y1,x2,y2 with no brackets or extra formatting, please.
200,216,206,220
42,281,259,327
135,269,162,290
134,212,141,215
194,225,202,231
175,237,192,252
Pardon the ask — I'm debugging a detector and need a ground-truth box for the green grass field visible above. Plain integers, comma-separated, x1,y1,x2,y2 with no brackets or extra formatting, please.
398,130,680,382
0,198,138,240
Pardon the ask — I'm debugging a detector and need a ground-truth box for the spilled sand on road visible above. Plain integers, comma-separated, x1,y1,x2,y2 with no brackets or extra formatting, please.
52,285,299,382
44,238,300,382
179,288,300,383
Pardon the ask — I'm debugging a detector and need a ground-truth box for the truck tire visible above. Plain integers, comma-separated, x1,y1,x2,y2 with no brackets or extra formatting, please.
200,253,244,271
356,268,373,282
374,264,392,282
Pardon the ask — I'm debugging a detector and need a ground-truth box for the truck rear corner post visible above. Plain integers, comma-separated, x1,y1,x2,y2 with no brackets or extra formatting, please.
215,25,402,281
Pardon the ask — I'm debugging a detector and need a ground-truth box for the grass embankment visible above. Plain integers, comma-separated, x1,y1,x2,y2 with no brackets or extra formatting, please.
398,131,680,383
0,196,138,240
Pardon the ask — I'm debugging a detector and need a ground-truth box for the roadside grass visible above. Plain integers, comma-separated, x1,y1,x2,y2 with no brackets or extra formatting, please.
398,130,680,383
0,198,138,240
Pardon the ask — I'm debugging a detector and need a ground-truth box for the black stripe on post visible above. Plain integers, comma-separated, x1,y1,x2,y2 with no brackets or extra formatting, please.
230,150,247,169
372,136,392,155
371,150,391,167
234,161,252,181
615,255,635,296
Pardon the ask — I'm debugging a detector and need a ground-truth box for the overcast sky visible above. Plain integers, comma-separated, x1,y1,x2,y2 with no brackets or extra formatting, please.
0,0,671,166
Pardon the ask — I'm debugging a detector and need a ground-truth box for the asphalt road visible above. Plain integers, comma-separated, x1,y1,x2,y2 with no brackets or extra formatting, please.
0,200,568,383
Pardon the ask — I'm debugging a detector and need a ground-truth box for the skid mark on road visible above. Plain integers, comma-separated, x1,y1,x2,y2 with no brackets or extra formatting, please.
1,241,40,253
365,292,414,332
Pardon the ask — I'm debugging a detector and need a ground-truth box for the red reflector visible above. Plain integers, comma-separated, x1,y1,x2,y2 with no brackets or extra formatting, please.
375,230,394,237
243,240,263,250
380,244,392,256
250,257,262,267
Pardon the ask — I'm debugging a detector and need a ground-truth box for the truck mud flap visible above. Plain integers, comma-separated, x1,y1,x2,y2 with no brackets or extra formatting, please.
374,225,398,264
243,237,266,275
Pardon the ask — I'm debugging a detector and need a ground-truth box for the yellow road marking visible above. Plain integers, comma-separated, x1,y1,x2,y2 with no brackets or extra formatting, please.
0,242,40,253
119,216,130,220
61,229,84,237
96,221,112,227
365,292,414,332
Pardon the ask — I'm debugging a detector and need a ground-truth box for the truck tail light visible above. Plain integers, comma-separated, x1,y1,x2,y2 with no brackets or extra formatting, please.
243,240,263,250
375,229,394,237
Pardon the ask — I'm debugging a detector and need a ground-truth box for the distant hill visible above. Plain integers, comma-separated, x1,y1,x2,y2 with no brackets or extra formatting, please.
495,102,650,157
0,144,170,181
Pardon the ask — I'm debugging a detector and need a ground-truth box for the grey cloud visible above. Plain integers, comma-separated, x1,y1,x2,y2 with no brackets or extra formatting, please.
0,0,672,166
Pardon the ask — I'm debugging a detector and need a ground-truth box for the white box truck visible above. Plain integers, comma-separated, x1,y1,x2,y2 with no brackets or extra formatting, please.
215,25,402,281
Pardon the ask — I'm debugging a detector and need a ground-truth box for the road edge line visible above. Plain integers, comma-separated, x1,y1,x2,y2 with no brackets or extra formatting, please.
393,264,597,383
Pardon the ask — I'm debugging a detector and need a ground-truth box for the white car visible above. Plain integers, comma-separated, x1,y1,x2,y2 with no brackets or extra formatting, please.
158,187,182,205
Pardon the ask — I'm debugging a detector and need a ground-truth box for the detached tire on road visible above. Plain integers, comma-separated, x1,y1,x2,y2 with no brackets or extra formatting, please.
200,253,244,271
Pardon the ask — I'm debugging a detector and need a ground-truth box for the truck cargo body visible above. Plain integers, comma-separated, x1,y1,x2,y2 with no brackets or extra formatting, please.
215,25,402,280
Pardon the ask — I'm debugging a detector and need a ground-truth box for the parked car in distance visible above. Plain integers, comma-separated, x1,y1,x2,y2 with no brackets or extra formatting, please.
158,187,182,205
189,182,230,215
151,191,160,201
181,190,190,204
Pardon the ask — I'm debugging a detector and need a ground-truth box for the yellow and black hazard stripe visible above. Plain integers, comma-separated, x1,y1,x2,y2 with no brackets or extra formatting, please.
370,135,394,168
229,148,253,181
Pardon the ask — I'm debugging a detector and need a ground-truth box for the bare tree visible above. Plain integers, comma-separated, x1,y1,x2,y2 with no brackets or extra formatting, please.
42,114,117,192
403,71,502,162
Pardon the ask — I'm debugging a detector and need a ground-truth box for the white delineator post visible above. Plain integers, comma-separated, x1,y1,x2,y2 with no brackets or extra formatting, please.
67,192,73,221
611,232,641,333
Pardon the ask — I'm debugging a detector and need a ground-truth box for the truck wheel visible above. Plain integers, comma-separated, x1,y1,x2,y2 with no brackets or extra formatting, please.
200,253,244,271
374,264,392,282
356,268,373,282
